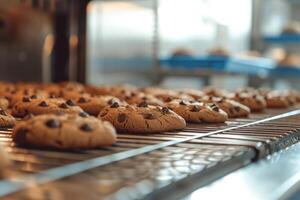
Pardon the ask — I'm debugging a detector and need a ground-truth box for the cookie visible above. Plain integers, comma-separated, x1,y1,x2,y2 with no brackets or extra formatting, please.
165,99,228,123
208,47,230,56
11,98,84,118
200,96,250,118
41,83,62,97
98,102,186,133
263,91,290,108
176,89,204,99
76,96,124,116
202,86,228,97
229,92,266,112
86,85,137,96
124,92,164,106
0,108,16,127
13,114,117,149
60,90,91,100
8,89,49,106
59,81,85,92
142,87,194,102
0,97,9,110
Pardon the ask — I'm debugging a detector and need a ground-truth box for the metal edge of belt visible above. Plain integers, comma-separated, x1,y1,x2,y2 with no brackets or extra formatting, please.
141,149,256,200
0,109,299,198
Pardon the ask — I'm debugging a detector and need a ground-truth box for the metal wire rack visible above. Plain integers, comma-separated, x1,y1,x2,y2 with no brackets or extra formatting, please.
0,108,300,200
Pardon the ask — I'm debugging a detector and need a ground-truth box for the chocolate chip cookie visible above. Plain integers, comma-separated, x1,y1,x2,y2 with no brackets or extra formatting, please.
0,97,9,110
200,96,250,118
76,96,124,116
264,92,290,108
176,89,204,99
13,114,117,149
229,92,266,112
165,99,228,123
124,92,164,106
142,87,194,102
98,102,186,133
0,108,16,127
11,98,84,118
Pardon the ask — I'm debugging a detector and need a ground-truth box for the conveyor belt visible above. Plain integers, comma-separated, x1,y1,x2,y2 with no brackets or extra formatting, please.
0,108,300,200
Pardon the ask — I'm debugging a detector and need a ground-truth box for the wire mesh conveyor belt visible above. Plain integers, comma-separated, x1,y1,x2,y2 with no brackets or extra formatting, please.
1,108,300,200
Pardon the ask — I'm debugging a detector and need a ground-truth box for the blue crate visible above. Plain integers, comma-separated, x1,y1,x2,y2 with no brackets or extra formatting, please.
160,56,228,70
270,66,300,77
263,34,300,43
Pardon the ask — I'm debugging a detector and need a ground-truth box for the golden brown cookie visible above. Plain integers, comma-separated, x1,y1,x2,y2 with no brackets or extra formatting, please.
98,102,186,133
76,96,124,116
0,97,9,110
0,108,16,127
165,99,228,123
124,92,164,106
229,92,266,112
142,87,194,102
176,89,204,99
200,96,250,118
13,114,117,149
11,98,84,118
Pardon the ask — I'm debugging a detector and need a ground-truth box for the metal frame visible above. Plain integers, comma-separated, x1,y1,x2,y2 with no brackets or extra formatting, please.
1,109,300,199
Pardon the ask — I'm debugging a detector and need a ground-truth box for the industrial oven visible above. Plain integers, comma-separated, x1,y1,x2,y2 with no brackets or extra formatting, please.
1,1,300,200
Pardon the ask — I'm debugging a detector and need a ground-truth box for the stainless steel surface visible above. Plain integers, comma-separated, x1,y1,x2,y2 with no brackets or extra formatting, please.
0,108,299,199
184,141,300,200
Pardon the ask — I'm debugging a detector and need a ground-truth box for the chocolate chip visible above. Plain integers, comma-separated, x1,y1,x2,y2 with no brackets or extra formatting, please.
131,92,137,97
143,113,155,120
211,105,219,112
39,101,48,107
209,96,213,100
235,93,240,98
78,97,86,103
141,97,148,100
59,103,68,109
137,101,148,107
0,109,7,116
80,123,93,132
217,98,224,103
66,99,75,106
45,119,61,128
190,105,201,112
179,100,187,105
110,102,119,108
117,113,127,123
79,112,89,118
14,128,28,146
165,97,172,102
253,94,257,98
30,94,37,99
234,106,240,112
124,95,130,101
107,98,115,105
161,107,170,114
22,97,31,102
49,94,56,98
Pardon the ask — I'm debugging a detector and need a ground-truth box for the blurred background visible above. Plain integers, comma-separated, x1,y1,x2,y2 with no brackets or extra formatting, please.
1,0,300,90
